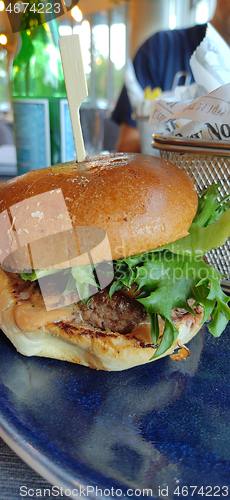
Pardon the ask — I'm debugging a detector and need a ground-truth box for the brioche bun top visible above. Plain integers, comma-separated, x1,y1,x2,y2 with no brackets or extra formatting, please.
0,153,198,271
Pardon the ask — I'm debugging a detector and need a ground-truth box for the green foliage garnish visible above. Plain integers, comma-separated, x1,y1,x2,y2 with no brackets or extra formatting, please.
66,265,99,302
156,185,230,256
112,250,230,358
20,184,230,360
21,265,99,305
21,268,60,281
110,184,230,357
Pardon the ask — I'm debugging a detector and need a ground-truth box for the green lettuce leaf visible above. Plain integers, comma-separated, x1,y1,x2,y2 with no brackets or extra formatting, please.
67,265,99,301
162,208,230,256
20,268,61,281
113,250,230,358
21,265,99,303
156,184,230,256
193,184,230,227
19,183,230,361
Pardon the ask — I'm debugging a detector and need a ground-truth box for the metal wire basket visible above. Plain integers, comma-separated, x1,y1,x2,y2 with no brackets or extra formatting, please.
152,135,230,292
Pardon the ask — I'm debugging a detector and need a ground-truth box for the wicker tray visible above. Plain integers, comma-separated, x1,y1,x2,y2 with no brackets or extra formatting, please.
152,134,230,293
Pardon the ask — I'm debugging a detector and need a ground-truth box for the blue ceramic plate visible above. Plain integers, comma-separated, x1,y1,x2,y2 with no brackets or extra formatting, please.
0,323,230,500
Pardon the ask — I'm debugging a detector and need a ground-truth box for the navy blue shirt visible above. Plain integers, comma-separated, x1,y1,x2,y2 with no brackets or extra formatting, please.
112,24,207,127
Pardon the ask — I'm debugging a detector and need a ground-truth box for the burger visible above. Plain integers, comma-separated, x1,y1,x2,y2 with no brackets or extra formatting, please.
0,153,229,371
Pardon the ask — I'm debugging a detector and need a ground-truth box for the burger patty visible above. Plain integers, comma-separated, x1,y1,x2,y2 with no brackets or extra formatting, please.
8,271,202,337
78,287,148,334
9,272,148,334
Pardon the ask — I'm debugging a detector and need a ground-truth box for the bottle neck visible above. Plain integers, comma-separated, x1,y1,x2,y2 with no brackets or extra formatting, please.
11,0,66,99
20,0,58,31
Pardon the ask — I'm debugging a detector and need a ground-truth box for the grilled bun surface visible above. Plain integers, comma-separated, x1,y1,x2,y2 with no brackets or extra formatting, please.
0,153,198,272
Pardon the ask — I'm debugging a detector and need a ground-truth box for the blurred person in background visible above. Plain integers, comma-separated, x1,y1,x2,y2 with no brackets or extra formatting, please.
112,0,230,153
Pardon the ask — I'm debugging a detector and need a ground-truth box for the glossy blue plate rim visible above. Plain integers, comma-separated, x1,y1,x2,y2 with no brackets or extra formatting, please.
0,323,230,500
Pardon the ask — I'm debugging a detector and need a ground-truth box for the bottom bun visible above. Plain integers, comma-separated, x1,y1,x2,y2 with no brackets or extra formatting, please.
0,266,204,371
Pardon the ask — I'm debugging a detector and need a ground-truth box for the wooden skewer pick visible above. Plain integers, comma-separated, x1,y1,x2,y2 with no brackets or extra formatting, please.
59,34,88,163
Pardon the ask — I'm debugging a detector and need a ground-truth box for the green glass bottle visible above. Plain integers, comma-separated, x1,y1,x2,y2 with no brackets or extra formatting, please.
0,48,10,110
11,0,75,174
